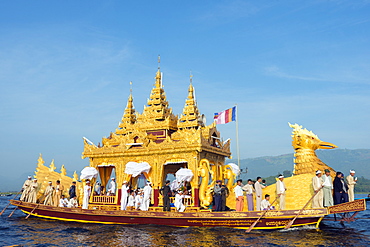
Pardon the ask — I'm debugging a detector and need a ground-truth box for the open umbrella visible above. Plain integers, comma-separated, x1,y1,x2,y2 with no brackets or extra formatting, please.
80,167,98,180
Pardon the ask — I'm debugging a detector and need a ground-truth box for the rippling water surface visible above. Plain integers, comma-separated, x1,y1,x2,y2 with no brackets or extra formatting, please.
1,196,370,246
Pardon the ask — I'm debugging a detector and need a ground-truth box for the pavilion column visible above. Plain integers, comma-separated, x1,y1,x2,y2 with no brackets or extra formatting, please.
193,188,199,207
153,189,159,207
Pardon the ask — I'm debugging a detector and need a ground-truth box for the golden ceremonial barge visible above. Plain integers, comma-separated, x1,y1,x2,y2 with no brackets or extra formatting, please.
9,66,366,231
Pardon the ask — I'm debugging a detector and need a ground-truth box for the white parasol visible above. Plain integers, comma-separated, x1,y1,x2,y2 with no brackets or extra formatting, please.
175,168,194,183
124,162,151,177
227,163,240,176
80,167,98,180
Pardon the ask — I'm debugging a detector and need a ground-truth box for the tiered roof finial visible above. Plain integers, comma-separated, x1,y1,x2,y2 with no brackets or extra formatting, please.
178,73,201,129
116,81,137,135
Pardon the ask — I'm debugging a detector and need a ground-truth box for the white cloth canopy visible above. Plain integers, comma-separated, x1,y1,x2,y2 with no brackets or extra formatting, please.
80,167,98,180
227,163,240,176
175,168,194,183
124,162,151,177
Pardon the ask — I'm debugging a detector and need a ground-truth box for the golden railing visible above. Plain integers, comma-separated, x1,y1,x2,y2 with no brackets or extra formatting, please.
92,195,116,204
169,197,194,206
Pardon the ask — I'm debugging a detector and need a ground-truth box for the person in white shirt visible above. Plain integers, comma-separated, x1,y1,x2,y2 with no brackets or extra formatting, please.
135,190,143,210
322,169,334,207
59,195,68,207
175,190,186,212
140,182,152,211
275,174,287,210
234,179,244,211
127,191,136,210
255,177,266,211
68,196,79,208
312,170,324,208
261,194,275,210
20,176,32,202
120,181,129,210
108,178,116,196
82,180,91,209
346,170,357,202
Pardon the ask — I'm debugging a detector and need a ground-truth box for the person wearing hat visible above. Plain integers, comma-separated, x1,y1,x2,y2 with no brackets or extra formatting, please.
312,170,324,208
213,180,223,211
275,174,287,210
322,169,334,207
160,180,172,212
82,180,91,209
140,182,152,211
108,178,116,196
255,177,266,211
53,180,64,207
242,179,255,211
28,178,39,203
346,170,357,202
120,181,130,210
44,181,54,206
20,176,33,202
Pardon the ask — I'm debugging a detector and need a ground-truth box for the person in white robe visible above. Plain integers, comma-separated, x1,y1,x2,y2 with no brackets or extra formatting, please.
20,176,32,201
127,191,135,209
140,182,152,211
135,190,143,210
28,178,39,203
255,177,266,211
175,191,186,212
312,170,324,208
94,182,101,195
82,181,91,209
260,194,275,210
68,196,79,208
276,174,287,210
120,181,129,210
108,178,116,196
43,181,54,206
322,169,334,207
346,170,357,202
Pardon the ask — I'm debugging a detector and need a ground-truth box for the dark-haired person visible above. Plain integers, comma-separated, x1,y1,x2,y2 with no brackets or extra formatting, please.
213,180,222,211
242,179,255,211
255,177,266,211
234,179,244,211
69,181,77,199
261,194,275,210
53,180,64,207
160,180,171,211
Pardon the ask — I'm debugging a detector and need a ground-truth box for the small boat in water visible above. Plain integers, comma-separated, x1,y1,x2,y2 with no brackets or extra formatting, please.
7,65,367,231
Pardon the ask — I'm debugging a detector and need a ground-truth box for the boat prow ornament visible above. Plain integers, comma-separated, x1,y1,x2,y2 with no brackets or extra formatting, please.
7,67,366,231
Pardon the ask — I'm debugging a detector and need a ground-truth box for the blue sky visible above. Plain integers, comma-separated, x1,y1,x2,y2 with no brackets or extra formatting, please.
1,0,370,183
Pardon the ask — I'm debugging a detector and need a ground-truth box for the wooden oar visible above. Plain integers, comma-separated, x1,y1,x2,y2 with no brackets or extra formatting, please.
0,191,21,216
25,204,39,219
284,187,323,230
8,206,18,217
246,195,280,233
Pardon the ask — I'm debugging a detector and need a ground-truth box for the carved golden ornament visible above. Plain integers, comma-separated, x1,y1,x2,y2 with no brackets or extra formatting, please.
328,199,366,214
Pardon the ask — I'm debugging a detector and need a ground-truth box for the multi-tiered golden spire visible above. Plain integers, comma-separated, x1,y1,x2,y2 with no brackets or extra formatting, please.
116,82,136,135
138,58,177,130
178,75,201,129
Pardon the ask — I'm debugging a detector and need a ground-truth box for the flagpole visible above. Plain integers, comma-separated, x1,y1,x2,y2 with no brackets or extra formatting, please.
235,104,240,176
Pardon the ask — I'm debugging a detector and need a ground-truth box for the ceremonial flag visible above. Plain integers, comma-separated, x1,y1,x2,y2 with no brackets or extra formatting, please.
214,106,236,124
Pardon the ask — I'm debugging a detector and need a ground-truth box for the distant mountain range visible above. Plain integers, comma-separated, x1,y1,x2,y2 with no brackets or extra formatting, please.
1,149,369,192
229,149,370,181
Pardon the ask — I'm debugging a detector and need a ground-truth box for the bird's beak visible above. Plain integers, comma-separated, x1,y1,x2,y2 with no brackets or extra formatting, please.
319,141,338,149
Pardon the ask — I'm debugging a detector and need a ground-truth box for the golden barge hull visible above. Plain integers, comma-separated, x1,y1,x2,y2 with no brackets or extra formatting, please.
10,200,325,230
10,199,365,230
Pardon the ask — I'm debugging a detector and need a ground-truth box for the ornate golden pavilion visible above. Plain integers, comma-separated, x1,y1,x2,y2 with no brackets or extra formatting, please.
81,67,234,210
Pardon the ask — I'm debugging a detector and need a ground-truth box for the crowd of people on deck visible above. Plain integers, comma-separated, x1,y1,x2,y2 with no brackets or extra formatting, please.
20,177,79,208
230,169,358,212
19,168,358,212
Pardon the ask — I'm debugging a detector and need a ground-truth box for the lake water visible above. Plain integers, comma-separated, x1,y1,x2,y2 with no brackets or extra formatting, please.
0,195,369,246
